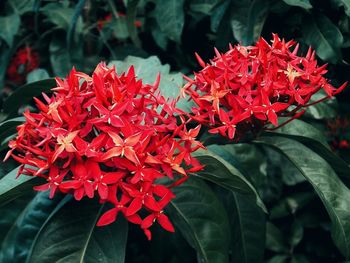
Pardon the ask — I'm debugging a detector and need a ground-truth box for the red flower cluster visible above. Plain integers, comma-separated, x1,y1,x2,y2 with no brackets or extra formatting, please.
97,13,142,31
5,63,203,239
6,47,39,85
183,34,347,140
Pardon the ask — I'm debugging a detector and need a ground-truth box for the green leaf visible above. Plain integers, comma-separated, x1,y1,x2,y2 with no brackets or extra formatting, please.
0,14,21,47
288,220,304,247
190,0,223,15
290,255,309,263
282,0,312,9
49,37,72,77
168,177,230,263
256,136,350,258
194,147,266,212
0,194,34,245
266,119,350,178
8,0,36,15
305,91,338,120
266,222,288,253
155,0,185,43
230,0,270,45
333,0,350,17
0,192,62,263
0,117,25,139
267,255,289,263
3,79,56,116
228,193,266,263
302,13,343,63
41,3,82,33
211,0,230,32
27,199,128,263
66,0,86,49
0,167,39,207
26,69,50,84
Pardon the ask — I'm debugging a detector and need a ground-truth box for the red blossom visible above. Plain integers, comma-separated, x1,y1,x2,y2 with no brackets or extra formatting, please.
6,47,39,85
184,34,347,141
5,62,203,239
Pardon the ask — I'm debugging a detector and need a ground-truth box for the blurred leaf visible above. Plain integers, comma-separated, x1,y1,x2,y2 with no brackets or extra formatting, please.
332,0,350,17
190,0,223,15
42,3,83,33
0,14,20,47
66,0,86,48
267,255,289,263
289,220,304,247
0,167,39,207
282,0,312,9
230,0,270,45
290,255,309,263
151,24,168,50
266,222,289,253
193,148,266,212
49,37,72,77
210,0,230,32
270,192,315,219
8,0,36,14
155,0,185,43
168,177,230,263
302,13,343,63
0,192,62,263
126,0,141,47
256,136,350,258
26,69,50,83
228,193,266,263
27,199,128,263
3,79,56,116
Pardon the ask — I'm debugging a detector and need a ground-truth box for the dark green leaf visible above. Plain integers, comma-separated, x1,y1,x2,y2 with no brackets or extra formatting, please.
0,194,34,245
27,199,128,263
49,37,72,77
0,192,62,263
256,136,350,258
267,255,289,263
290,255,309,263
3,79,56,115
265,119,350,178
266,222,288,253
229,193,266,263
211,0,230,32
0,167,39,207
0,14,21,47
230,0,270,45
282,0,312,9
302,13,343,63
193,148,266,211
0,117,25,139
168,177,230,263
41,3,82,32
155,0,185,43
8,0,36,15
190,0,222,15
289,220,304,247
270,192,315,219
66,0,86,49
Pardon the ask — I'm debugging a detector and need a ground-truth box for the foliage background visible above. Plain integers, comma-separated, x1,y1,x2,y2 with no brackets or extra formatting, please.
1,0,350,263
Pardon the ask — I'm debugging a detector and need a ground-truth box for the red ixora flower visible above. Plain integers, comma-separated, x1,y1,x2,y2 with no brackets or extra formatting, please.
5,63,204,240
183,34,347,140
6,47,39,85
